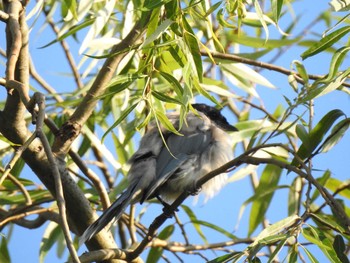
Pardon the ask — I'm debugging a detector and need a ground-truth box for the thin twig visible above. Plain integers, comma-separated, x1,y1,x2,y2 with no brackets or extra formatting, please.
31,92,80,263
69,150,111,210
0,132,37,185
0,167,32,205
42,8,83,90
0,9,9,22
0,207,56,227
200,50,350,88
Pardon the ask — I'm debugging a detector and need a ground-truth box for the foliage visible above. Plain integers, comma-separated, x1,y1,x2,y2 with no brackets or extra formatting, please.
0,0,350,262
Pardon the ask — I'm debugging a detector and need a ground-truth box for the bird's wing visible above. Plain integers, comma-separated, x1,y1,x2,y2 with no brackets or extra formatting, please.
140,127,213,202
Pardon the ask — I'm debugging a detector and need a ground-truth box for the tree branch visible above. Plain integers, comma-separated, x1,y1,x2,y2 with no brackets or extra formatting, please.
52,11,152,156
200,50,350,88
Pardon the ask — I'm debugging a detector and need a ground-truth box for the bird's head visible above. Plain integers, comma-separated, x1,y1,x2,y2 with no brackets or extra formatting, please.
192,103,238,132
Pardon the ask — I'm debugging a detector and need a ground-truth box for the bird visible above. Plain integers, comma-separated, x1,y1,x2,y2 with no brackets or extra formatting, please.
80,103,237,244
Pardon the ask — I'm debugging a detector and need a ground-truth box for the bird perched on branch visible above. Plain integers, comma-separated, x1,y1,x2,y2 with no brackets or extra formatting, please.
80,103,237,244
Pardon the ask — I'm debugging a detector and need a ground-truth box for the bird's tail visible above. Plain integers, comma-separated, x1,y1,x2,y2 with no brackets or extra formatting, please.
79,185,136,245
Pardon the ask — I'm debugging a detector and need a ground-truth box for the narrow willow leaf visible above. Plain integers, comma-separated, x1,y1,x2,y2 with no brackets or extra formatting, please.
302,226,342,262
253,0,269,42
63,0,77,19
320,118,350,153
229,34,300,48
155,109,182,136
333,235,350,263
191,220,237,239
152,90,184,106
107,74,147,89
249,165,282,236
288,243,298,263
271,0,284,23
301,26,350,59
143,18,174,47
252,215,300,246
205,1,222,16
310,170,331,203
182,16,203,81
158,71,184,96
288,177,302,215
295,124,310,151
181,205,207,242
300,245,320,263
302,68,350,102
217,8,237,29
39,18,94,49
292,60,309,84
325,178,350,198
102,102,139,142
322,47,350,83
207,252,245,263
329,0,350,11
267,236,288,263
39,222,62,263
0,237,10,263
146,225,174,263
292,109,344,165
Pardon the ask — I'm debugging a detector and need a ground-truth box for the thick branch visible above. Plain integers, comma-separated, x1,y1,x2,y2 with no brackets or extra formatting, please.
52,11,152,156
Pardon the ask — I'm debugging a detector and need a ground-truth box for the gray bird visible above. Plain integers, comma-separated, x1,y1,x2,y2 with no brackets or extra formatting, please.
80,103,237,244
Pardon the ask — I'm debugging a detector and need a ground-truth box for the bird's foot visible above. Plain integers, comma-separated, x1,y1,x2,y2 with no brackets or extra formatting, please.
156,195,178,218
187,182,202,196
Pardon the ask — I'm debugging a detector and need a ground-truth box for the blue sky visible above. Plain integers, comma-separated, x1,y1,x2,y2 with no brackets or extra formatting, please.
1,1,349,262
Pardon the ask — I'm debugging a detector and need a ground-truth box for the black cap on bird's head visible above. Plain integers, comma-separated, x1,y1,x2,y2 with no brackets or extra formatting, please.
192,103,238,132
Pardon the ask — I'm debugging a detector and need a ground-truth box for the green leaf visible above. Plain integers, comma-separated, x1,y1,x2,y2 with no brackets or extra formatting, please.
310,170,331,203
143,18,174,47
302,68,350,101
267,236,288,263
301,26,350,59
229,34,301,48
252,215,300,246
146,225,174,263
158,71,184,96
205,1,222,16
0,237,10,263
287,243,298,263
191,220,237,239
102,102,139,142
324,178,350,199
322,47,350,83
333,235,350,263
151,90,184,106
292,60,309,84
39,18,94,49
271,0,284,23
295,124,310,151
320,118,350,153
249,165,282,236
63,0,77,19
182,16,203,81
292,109,344,165
329,0,350,12
39,222,62,263
253,0,269,43
300,245,320,263
207,252,245,263
155,109,182,136
288,177,302,215
302,226,342,262
217,8,237,29
181,205,207,242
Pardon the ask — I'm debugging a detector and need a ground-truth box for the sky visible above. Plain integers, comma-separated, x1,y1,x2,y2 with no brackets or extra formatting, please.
1,1,349,262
